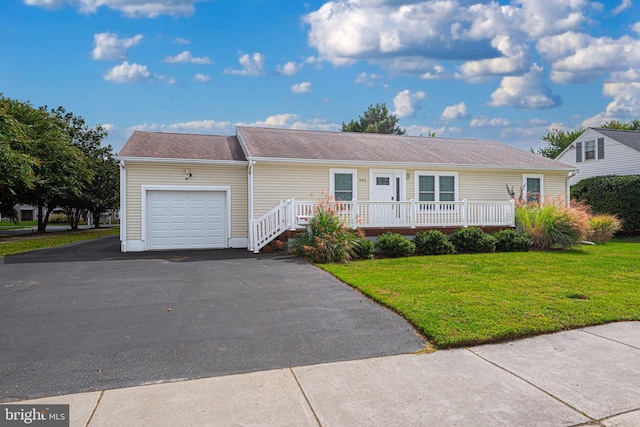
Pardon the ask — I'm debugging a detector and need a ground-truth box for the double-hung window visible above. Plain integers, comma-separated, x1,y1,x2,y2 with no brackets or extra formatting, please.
523,174,543,203
330,169,357,201
416,172,457,209
584,140,596,160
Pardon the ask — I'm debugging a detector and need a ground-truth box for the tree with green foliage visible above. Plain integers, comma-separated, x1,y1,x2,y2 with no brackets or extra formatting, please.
50,107,119,229
0,102,38,220
601,119,640,131
536,127,585,159
0,96,92,232
341,103,406,135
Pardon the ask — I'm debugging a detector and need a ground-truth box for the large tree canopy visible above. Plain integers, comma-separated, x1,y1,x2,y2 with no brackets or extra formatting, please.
537,119,640,159
0,96,117,231
341,103,406,135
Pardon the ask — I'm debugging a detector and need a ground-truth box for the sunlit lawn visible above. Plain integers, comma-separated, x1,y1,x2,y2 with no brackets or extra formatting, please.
320,238,640,348
0,228,119,257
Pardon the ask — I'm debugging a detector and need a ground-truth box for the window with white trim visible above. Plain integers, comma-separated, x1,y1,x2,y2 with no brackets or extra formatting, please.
584,140,596,160
330,169,357,201
523,174,543,203
415,172,458,208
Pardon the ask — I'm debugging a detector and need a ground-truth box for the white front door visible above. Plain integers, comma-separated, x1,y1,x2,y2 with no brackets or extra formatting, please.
370,172,404,225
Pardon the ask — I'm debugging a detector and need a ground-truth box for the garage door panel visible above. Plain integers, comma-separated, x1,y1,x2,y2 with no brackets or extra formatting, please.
146,190,227,250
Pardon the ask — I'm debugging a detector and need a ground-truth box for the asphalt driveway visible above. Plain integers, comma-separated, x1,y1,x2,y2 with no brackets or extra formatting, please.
0,237,424,401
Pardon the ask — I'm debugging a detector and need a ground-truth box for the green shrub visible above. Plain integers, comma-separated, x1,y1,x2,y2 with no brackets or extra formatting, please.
287,206,362,263
515,197,591,250
376,232,415,257
588,214,621,244
351,237,375,259
448,227,496,253
572,175,640,233
413,230,456,255
493,229,532,252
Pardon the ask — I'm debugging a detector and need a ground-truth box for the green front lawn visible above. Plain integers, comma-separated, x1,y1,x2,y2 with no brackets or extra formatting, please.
320,238,640,348
0,228,119,256
0,220,38,229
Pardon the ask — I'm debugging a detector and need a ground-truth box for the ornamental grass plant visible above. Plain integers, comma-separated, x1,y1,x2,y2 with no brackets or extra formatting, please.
515,196,591,250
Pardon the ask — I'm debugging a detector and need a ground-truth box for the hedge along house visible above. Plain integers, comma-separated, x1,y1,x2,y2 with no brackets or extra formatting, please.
117,126,577,253
555,127,640,186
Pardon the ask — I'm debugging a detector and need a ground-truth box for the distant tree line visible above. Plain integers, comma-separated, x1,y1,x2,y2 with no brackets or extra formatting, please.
0,95,119,233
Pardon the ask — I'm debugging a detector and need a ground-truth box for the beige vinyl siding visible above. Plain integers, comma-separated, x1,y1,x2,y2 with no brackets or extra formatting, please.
125,162,247,240
407,169,568,201
253,163,570,218
252,163,370,217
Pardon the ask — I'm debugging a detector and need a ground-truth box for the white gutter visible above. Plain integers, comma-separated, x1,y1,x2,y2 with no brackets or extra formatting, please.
115,156,247,166
567,170,578,205
242,156,577,172
247,160,256,251
119,160,127,252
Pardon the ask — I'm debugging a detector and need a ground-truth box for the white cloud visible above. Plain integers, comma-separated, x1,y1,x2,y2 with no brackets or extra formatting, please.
101,123,115,132
633,22,640,36
392,90,427,119
131,120,235,135
164,51,211,64
24,0,202,18
489,64,561,108
277,61,303,76
224,52,265,76
194,73,210,83
538,31,640,84
583,81,640,126
291,82,312,93
355,72,383,86
92,32,142,61
174,37,190,45
612,0,632,15
302,0,591,81
440,102,469,122
104,61,152,83
470,117,511,127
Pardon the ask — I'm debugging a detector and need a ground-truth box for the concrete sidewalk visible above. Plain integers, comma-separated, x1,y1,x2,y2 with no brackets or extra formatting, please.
10,322,640,426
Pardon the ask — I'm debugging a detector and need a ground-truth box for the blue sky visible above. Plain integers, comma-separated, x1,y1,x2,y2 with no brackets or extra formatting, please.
2,0,639,153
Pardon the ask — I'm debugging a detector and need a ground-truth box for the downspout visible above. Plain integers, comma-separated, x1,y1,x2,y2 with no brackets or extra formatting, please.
248,160,256,251
119,160,127,252
566,170,578,206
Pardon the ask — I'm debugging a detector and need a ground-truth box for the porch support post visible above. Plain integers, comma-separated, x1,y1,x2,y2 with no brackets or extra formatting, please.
462,199,468,228
288,198,296,230
510,199,516,227
351,199,357,228
250,219,257,253
410,199,416,228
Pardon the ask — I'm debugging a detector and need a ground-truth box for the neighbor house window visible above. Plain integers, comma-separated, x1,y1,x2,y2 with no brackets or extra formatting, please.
330,169,357,201
585,140,596,160
523,174,543,203
416,172,458,207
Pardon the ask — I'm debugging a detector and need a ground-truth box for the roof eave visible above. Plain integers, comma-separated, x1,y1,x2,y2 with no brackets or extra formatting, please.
116,156,248,166
245,156,577,172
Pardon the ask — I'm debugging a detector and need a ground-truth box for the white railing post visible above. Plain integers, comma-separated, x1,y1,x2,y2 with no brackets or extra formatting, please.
462,199,468,227
410,199,416,228
510,199,516,227
351,199,357,228
288,198,296,230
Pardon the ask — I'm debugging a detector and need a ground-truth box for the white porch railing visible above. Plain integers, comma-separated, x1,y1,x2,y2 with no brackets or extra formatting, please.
250,199,515,252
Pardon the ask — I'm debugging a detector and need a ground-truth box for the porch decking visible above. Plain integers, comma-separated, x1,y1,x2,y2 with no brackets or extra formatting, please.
250,199,515,253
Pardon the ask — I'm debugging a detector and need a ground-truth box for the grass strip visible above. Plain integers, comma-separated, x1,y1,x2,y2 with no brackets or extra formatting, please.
320,239,640,348
0,228,119,257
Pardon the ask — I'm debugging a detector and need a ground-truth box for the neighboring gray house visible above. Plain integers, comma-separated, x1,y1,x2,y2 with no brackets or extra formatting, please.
556,128,640,186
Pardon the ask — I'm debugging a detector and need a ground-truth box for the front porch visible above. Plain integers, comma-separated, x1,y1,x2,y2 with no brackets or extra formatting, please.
250,199,516,253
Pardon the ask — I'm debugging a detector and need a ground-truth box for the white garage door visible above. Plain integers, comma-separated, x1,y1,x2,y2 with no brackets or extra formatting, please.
146,190,227,250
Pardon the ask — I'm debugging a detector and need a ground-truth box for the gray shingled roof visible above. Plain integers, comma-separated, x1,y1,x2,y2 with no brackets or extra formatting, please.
237,126,574,170
118,131,246,161
593,128,640,152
